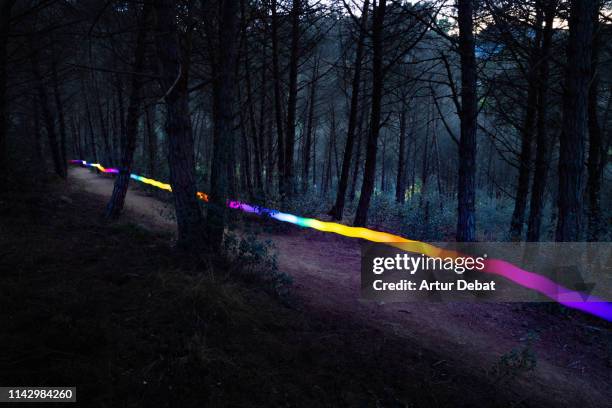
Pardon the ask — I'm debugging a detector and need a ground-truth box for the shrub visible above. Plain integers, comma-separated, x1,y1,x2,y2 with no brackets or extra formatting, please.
223,232,293,300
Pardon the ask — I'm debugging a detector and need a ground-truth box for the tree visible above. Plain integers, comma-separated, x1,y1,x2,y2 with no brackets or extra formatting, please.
30,40,66,179
283,0,301,198
106,4,151,219
509,4,544,241
456,0,477,242
526,0,557,242
330,0,370,220
586,1,603,242
154,0,206,249
555,0,596,242
208,0,240,249
354,0,386,227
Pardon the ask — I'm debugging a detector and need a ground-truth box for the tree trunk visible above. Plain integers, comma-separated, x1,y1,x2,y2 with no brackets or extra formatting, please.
381,131,387,192
395,102,407,203
331,0,370,219
420,111,430,208
509,6,543,241
302,56,319,193
586,3,602,242
84,88,98,162
349,91,369,202
30,43,66,179
271,0,285,197
208,0,239,249
284,0,301,198
145,104,157,178
456,0,477,242
106,4,150,219
527,0,557,242
94,75,112,167
241,0,262,194
555,0,595,242
354,0,386,227
154,0,206,249
526,1,557,242
51,43,68,177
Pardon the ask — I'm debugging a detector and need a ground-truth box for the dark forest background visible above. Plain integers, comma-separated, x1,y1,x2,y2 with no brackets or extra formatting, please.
1,1,612,407
0,0,611,247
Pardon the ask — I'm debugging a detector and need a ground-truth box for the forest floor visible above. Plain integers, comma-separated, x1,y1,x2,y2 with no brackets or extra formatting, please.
1,166,610,407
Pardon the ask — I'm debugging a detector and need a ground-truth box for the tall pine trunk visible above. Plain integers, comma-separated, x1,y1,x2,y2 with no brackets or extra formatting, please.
395,100,407,203
456,0,477,242
302,56,319,193
354,0,386,227
208,0,239,249
271,0,285,197
526,0,556,242
30,42,66,179
154,0,206,249
586,3,602,242
284,0,301,198
106,4,150,219
509,6,543,241
555,0,595,242
330,0,370,219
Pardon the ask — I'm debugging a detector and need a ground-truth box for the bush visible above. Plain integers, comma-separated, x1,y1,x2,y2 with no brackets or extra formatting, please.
489,330,539,383
223,232,293,300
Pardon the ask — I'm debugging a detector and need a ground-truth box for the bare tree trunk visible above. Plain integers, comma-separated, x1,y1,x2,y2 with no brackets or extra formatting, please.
154,0,206,249
331,0,370,219
284,0,301,198
241,0,262,194
354,0,386,227
240,117,253,197
456,0,477,242
433,125,443,202
420,111,430,208
322,109,335,196
381,131,387,192
116,77,127,167
586,2,602,242
349,125,363,203
106,4,150,219
84,86,98,162
30,42,66,179
94,75,112,167
509,6,543,241
555,0,595,242
349,92,368,202
312,118,317,187
302,56,319,193
70,116,81,160
395,101,407,203
258,22,272,194
526,0,555,242
145,104,157,178
51,42,68,176
271,0,285,197
208,0,239,249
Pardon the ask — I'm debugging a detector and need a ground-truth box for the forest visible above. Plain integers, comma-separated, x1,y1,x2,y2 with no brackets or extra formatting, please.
0,0,611,407
1,0,610,246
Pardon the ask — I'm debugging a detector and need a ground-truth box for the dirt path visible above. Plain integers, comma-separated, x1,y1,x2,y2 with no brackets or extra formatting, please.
69,167,611,408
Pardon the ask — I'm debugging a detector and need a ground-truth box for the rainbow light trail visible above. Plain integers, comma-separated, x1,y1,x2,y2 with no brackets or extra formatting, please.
70,160,612,322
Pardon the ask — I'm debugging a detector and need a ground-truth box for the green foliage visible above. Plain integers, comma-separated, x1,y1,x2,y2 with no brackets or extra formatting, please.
490,331,539,383
223,232,293,300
